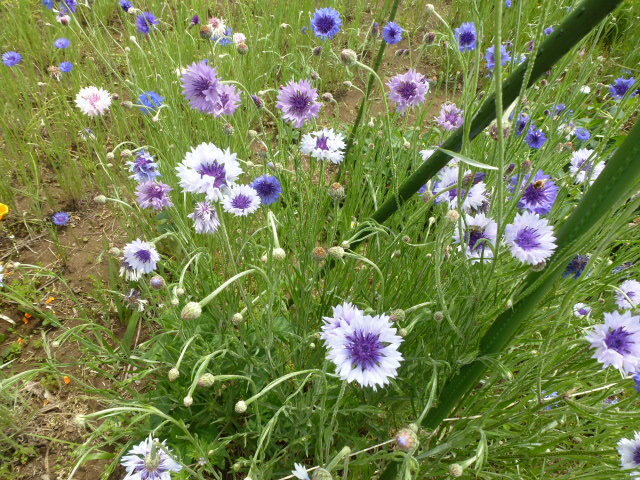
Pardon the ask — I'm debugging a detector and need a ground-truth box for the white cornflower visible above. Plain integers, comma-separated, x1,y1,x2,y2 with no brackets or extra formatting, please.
573,303,592,318
570,148,605,185
505,212,557,265
222,185,261,216
433,165,488,212
188,201,220,234
616,279,640,310
585,310,640,375
300,128,346,164
75,86,112,116
453,213,498,261
618,431,640,475
120,239,160,281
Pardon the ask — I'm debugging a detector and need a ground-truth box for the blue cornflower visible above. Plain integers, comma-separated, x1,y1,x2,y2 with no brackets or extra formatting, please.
311,8,342,40
59,61,73,72
511,170,559,216
190,15,200,26
120,0,133,11
3,51,22,67
382,22,404,45
553,103,566,115
633,372,640,393
251,175,283,205
43,0,54,8
544,26,554,35
212,26,233,46
454,22,476,52
54,38,71,49
136,12,159,34
505,0,512,7
525,125,547,149
575,127,590,141
563,255,589,279
610,77,638,100
127,150,161,183
485,44,511,71
52,212,71,226
515,112,529,135
138,91,164,114
613,262,634,274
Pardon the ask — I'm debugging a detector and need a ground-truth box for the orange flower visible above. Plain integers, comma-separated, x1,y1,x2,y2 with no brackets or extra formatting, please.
63,376,72,384
45,297,56,304
0,203,8,221
17,337,24,345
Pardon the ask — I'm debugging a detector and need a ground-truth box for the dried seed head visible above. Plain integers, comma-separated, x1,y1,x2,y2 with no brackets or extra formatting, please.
235,400,247,414
181,302,202,320
198,373,215,387
313,247,327,261
168,367,179,381
424,32,436,44
312,46,323,56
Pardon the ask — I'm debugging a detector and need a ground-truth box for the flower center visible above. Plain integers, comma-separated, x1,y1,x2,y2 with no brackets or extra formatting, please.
578,307,590,316
346,331,383,369
231,194,252,210
146,184,165,198
315,135,330,151
397,81,417,100
143,451,162,472
514,226,541,251
459,31,475,45
467,227,488,252
315,15,335,34
192,76,215,97
523,181,549,206
633,446,640,466
289,92,311,114
197,162,227,188
604,327,633,355
135,249,152,263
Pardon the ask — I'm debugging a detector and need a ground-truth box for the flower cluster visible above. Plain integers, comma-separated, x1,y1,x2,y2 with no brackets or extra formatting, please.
181,61,241,116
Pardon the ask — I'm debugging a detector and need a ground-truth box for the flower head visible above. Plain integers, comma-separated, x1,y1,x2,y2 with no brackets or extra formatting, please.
176,142,243,201
292,463,310,480
120,435,182,480
453,213,498,261
618,432,640,473
59,61,74,73
54,38,71,49
127,150,161,183
120,0,133,12
188,201,220,234
382,22,404,45
222,185,261,216
505,211,556,265
514,113,529,135
300,128,346,163
616,279,640,310
251,175,282,205
321,302,364,342
433,165,488,212
486,44,511,71
212,83,241,116
3,51,22,67
75,86,112,116
544,26,554,35
525,125,547,149
138,91,164,114
311,8,342,40
575,127,591,141
586,310,640,374
136,12,159,34
573,303,591,318
276,79,322,128
564,254,589,279
121,239,159,281
52,212,71,226
454,22,476,52
610,77,638,100
570,148,604,185
324,311,404,390
387,69,429,114
181,61,221,114
511,170,558,216
435,102,464,130
136,181,173,210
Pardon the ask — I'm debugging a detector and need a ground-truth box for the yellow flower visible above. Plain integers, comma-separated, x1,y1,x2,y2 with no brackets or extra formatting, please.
0,203,9,221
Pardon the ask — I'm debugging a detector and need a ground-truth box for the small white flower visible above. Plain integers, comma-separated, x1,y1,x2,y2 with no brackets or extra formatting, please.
573,303,592,318
579,85,591,94
570,148,604,184
222,185,261,216
300,128,346,164
188,201,220,234
233,32,247,45
75,86,112,116
586,310,640,375
120,435,182,480
292,463,310,480
433,166,488,212
616,279,640,310
619,431,640,474
453,213,498,261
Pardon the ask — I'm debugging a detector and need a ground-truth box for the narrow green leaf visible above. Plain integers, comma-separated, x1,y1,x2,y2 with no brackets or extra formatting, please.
436,147,499,171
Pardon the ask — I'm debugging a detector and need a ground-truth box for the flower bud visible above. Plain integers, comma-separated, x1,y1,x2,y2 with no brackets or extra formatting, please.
312,247,327,261
121,100,134,109
235,400,247,414
312,468,333,480
237,42,249,55
200,24,213,39
108,247,121,256
446,209,460,222
327,246,345,259
340,48,358,66
424,32,436,44
181,302,202,320
434,311,444,322
328,182,346,201
449,464,464,477
168,367,179,381
94,195,107,204
150,275,165,290
340,241,351,249
51,340,60,349
175,287,185,296
312,46,323,56
58,14,71,25
389,309,405,322
198,373,216,387
223,123,235,136
106,152,115,160
232,312,244,325
272,247,286,260
398,328,408,337
183,396,193,407
171,297,179,306
395,427,419,451
322,92,335,103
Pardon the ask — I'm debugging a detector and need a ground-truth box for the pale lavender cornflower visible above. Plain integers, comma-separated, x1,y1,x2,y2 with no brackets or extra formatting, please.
321,302,364,343
387,69,429,114
570,148,604,185
618,432,640,473
453,213,498,261
573,303,592,318
511,170,559,216
485,44,511,71
300,128,346,163
291,463,310,480
324,311,403,390
188,201,220,234
616,280,640,310
176,142,243,201
211,83,241,116
127,150,161,183
136,181,173,210
120,435,182,480
505,211,556,265
435,103,464,130
586,310,640,375
276,79,322,128
433,165,488,212
181,61,220,114
120,239,159,281
222,185,261,216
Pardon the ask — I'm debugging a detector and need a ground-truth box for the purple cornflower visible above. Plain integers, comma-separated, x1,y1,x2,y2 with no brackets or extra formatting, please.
382,22,404,45
251,175,283,205
59,0,77,13
614,262,634,274
119,0,133,12
212,83,241,116
43,0,54,8
120,435,182,480
54,38,71,49
634,372,640,393
564,254,589,279
544,26,554,35
505,211,557,265
610,77,638,100
586,310,640,375
190,15,200,26
515,113,530,135
52,212,71,226
136,12,159,35
188,201,220,234
435,102,464,130
574,303,592,318
553,103,566,116
3,51,22,67
136,181,173,210
454,22,477,52
181,61,220,114
387,69,429,114
575,127,591,141
212,26,233,46
311,8,342,40
138,91,164,114
276,79,322,128
251,94,264,109
511,170,559,216
525,125,547,149
617,280,640,310
59,61,73,72
485,44,511,71
127,150,161,183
